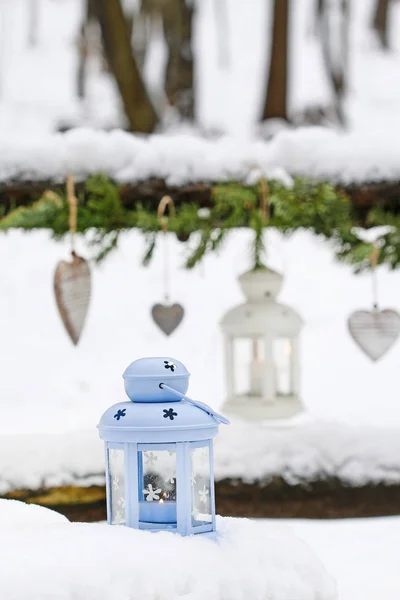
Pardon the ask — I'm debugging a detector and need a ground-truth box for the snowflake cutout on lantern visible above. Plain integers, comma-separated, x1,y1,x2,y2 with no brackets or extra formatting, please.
198,486,209,504
112,476,120,491
115,509,124,524
190,473,196,486
117,496,125,509
163,408,178,420
114,409,126,420
164,360,177,372
143,483,162,502
144,451,158,466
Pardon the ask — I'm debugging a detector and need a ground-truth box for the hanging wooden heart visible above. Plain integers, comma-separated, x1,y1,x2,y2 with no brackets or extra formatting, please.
151,303,184,336
348,309,400,361
54,252,91,345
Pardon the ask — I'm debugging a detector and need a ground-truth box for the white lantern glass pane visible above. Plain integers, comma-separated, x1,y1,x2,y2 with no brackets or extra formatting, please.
250,338,265,396
272,338,292,395
139,450,177,524
191,445,211,527
108,448,125,526
233,338,252,395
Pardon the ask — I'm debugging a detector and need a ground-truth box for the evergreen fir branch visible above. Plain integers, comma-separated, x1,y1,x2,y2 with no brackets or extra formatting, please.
142,233,157,266
0,173,398,273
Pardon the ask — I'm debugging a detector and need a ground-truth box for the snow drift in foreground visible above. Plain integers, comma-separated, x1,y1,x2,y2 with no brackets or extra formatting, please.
0,498,69,527
1,126,400,186
0,500,336,600
1,420,400,495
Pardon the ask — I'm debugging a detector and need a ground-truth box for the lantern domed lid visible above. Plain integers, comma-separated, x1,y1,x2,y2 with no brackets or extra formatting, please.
238,266,283,301
123,357,189,380
98,399,219,443
123,357,190,403
220,267,303,336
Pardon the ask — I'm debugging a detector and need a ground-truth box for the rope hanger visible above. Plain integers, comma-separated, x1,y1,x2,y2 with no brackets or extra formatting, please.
66,174,78,255
157,195,176,303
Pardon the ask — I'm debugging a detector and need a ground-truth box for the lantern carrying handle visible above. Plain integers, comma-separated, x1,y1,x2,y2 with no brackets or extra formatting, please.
159,384,230,425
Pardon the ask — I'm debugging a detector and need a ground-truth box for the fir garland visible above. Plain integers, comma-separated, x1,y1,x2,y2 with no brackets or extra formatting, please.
0,173,397,271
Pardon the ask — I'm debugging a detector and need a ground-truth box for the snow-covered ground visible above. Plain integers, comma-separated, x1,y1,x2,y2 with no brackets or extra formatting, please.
1,499,398,600
0,500,336,600
276,516,400,600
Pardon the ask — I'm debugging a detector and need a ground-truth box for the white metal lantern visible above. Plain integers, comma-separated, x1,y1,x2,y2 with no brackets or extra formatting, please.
219,267,304,420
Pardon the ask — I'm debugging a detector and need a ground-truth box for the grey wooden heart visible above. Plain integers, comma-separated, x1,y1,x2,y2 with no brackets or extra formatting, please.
348,309,400,361
151,303,184,336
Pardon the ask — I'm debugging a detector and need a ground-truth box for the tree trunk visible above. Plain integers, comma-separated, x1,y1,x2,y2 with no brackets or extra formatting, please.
261,0,289,121
372,0,390,49
96,0,158,133
318,0,348,126
162,0,195,120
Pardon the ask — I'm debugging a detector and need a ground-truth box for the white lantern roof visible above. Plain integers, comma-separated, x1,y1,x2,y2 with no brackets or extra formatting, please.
238,266,283,301
220,267,303,336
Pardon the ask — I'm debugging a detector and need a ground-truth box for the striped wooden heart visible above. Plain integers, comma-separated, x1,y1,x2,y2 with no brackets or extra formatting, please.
348,309,400,361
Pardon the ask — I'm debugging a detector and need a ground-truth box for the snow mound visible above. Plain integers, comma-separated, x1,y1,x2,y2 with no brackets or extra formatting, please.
0,499,69,527
1,420,400,495
1,126,400,187
214,419,400,486
0,516,336,600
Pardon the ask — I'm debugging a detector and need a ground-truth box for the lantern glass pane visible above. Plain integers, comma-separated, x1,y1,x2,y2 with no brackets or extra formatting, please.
233,338,265,396
108,448,125,525
233,338,251,395
273,338,292,395
138,449,177,525
191,445,212,527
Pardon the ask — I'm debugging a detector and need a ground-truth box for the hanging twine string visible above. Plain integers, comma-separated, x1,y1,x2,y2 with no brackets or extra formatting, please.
157,195,175,303
66,175,78,255
258,177,270,223
157,195,175,231
370,244,381,310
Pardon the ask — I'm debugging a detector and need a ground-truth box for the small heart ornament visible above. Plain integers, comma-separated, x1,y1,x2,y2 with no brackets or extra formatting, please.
348,309,400,361
54,253,91,345
151,303,184,336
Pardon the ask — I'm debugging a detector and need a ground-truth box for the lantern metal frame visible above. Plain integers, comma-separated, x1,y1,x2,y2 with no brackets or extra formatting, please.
102,435,216,536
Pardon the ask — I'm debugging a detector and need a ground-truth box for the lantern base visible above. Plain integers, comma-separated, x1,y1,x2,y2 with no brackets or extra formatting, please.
222,394,304,421
137,522,217,538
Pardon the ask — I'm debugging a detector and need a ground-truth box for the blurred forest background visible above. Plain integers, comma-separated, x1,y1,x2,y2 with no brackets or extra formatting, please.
67,0,396,131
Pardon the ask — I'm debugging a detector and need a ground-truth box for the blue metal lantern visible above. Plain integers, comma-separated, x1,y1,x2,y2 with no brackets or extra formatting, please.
98,357,229,537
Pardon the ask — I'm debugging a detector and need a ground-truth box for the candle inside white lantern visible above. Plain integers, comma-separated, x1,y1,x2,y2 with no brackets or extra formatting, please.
250,358,263,395
249,340,263,396
273,338,292,395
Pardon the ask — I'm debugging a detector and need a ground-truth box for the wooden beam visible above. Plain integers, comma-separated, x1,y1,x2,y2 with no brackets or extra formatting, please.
1,178,400,224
